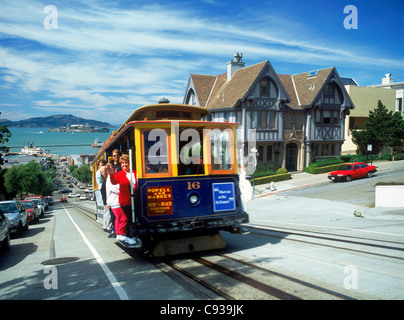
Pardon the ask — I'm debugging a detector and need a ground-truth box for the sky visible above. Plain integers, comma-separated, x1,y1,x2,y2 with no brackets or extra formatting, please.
0,0,403,126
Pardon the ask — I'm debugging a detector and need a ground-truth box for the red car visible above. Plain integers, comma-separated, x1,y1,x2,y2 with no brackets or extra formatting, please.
328,162,377,182
20,200,40,223
60,197,68,203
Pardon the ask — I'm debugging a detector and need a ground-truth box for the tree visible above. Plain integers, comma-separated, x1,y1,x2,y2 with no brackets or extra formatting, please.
72,164,92,183
4,161,55,198
0,125,12,165
352,100,404,154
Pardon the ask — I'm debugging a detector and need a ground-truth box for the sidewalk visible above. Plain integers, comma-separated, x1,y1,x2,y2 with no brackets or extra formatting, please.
250,160,404,218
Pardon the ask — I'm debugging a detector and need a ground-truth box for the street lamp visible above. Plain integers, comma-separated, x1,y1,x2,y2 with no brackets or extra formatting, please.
250,147,258,197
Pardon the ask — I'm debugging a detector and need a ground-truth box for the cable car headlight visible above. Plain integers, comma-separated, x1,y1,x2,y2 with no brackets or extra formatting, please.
188,193,200,206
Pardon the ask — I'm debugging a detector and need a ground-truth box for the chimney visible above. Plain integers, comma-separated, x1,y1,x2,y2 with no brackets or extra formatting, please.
227,52,245,81
382,73,394,85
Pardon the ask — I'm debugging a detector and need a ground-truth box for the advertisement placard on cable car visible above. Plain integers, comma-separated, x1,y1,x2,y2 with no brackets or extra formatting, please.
212,182,236,212
94,189,105,220
146,185,173,216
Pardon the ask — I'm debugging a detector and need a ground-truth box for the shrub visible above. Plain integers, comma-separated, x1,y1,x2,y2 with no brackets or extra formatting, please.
276,168,288,174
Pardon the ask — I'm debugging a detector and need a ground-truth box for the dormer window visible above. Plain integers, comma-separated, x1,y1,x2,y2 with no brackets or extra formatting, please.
260,77,278,99
261,80,268,95
324,84,335,104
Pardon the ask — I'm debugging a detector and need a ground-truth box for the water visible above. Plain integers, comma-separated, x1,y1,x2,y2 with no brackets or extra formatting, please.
5,127,117,157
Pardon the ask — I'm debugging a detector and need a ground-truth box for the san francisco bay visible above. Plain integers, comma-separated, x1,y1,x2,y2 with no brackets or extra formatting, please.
6,127,117,157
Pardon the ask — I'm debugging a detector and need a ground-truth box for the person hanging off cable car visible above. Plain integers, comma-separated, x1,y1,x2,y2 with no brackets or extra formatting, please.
106,154,140,248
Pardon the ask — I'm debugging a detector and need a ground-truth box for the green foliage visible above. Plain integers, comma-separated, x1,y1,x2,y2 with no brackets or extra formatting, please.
309,158,344,168
352,100,404,154
341,153,393,162
0,125,12,165
254,172,291,185
71,164,92,183
304,163,344,174
3,161,55,198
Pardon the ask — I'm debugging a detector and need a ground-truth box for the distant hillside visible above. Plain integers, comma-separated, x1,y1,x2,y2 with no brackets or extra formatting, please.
1,114,113,128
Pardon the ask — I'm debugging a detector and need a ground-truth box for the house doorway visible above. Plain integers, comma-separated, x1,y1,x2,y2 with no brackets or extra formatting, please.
286,143,298,171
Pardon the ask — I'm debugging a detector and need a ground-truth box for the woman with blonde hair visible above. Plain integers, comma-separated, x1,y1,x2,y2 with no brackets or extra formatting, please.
106,154,139,247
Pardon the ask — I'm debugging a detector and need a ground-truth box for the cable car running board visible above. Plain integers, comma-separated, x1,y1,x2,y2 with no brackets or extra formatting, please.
152,233,226,257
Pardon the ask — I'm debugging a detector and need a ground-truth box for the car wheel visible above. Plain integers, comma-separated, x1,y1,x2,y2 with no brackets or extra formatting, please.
367,172,373,178
17,221,24,237
1,232,10,251
346,175,352,182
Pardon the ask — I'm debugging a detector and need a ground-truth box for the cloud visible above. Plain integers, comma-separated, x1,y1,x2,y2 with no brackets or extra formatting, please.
0,0,403,123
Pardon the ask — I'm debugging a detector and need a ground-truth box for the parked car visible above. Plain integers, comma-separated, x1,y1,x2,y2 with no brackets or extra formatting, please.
0,209,10,251
44,197,54,206
20,200,40,223
30,199,45,218
60,197,68,203
328,162,377,182
0,200,28,236
59,189,70,194
25,195,47,212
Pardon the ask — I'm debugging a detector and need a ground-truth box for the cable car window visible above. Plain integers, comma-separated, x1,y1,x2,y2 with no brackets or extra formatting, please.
210,128,233,171
178,128,204,175
143,129,170,174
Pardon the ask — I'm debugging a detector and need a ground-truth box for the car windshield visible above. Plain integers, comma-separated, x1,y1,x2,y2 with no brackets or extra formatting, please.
22,202,33,208
0,203,18,213
338,164,354,170
32,200,40,205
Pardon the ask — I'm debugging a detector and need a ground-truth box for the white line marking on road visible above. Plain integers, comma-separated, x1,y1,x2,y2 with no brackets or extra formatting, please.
62,206,130,300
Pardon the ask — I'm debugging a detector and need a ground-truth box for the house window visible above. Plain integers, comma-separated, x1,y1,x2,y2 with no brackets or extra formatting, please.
323,111,331,124
261,111,268,128
267,145,272,161
396,98,403,112
333,111,339,124
236,111,242,125
251,111,258,129
324,84,335,104
260,77,278,98
258,146,264,161
269,111,276,129
261,80,268,95
316,109,321,123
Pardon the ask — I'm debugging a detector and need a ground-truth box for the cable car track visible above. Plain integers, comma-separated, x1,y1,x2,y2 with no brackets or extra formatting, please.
70,203,374,300
246,224,404,261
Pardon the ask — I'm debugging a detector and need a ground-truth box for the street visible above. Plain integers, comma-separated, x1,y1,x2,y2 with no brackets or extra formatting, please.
0,161,403,300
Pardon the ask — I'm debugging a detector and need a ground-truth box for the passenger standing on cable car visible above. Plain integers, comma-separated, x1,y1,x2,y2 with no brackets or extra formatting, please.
109,149,122,173
106,154,139,247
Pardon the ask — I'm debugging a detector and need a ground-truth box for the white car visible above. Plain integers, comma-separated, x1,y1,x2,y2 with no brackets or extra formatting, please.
68,193,81,198
79,195,88,200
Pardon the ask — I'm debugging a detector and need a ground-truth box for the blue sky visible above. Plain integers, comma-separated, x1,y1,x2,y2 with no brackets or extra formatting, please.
0,0,403,125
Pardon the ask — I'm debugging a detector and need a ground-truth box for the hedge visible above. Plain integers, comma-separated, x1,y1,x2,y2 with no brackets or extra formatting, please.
304,163,343,174
251,172,292,185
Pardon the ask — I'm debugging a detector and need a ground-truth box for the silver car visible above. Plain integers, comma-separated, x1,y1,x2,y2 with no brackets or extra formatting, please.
0,210,10,251
0,201,29,237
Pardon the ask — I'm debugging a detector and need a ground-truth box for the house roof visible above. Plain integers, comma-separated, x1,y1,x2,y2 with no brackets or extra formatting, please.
204,61,268,110
189,74,217,108
279,68,336,109
188,62,348,112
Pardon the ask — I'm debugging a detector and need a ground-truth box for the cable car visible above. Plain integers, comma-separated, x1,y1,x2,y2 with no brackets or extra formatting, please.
91,103,249,256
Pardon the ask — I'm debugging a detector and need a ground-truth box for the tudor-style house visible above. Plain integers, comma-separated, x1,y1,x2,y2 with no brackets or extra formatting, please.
183,54,354,171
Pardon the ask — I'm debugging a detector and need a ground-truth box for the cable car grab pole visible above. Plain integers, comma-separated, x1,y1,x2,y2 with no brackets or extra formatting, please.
129,148,135,226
